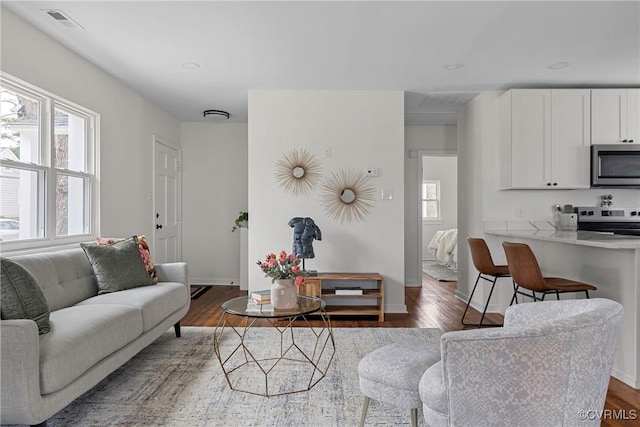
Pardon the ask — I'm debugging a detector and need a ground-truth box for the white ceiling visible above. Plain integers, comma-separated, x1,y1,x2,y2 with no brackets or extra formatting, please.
4,1,639,125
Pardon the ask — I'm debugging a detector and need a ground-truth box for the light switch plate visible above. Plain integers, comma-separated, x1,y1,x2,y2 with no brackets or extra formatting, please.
381,189,393,200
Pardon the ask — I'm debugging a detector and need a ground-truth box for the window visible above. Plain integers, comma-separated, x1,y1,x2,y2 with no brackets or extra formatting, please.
0,73,98,249
422,180,441,220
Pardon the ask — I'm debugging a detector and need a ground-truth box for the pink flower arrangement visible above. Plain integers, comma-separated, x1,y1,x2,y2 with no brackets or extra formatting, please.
257,250,306,285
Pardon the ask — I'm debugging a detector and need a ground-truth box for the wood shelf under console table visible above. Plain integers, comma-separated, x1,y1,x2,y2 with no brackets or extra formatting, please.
298,273,385,321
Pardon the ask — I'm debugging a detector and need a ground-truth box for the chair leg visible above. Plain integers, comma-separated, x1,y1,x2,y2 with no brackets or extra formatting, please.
510,280,518,305
359,396,370,427
410,408,418,427
461,273,481,325
477,277,499,327
509,285,519,306
585,290,590,299
556,290,560,300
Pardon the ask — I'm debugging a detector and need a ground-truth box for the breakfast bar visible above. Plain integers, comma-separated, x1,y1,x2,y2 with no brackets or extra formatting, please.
485,229,640,389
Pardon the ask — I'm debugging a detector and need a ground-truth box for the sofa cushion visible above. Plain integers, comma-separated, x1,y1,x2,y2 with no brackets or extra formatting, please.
39,304,143,394
96,235,159,284
77,282,188,333
81,236,154,294
0,258,51,334
8,248,98,311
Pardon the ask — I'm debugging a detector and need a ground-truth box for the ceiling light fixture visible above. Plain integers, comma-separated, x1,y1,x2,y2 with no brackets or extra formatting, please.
443,63,464,71
181,62,200,69
548,61,570,70
203,110,230,120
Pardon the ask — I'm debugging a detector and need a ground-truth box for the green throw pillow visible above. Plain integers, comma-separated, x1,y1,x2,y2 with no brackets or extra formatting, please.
81,236,154,294
0,258,51,334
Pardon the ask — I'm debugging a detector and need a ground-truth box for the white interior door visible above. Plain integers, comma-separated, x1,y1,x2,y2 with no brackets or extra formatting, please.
153,136,181,263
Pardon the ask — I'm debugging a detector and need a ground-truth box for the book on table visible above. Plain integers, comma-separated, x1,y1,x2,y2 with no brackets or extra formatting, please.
246,301,274,312
251,289,271,301
334,286,364,295
252,297,271,305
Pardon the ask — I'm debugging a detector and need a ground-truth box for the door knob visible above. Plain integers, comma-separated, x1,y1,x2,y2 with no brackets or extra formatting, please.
156,224,163,229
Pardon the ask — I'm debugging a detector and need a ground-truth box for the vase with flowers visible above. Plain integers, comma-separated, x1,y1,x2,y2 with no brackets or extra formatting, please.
257,250,306,309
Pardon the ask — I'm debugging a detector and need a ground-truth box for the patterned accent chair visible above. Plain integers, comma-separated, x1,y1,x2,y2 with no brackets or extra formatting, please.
420,298,623,427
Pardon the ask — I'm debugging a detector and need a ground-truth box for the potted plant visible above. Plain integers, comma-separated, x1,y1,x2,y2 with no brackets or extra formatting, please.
231,211,248,232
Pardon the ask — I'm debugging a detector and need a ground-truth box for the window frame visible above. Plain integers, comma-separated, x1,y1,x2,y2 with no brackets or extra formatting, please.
0,73,100,252
422,179,442,222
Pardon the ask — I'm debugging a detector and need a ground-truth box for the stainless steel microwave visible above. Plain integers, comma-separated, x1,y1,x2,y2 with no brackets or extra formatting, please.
591,144,640,187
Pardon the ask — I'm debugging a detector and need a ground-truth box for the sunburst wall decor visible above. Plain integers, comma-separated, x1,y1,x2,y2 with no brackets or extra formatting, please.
274,148,322,196
320,168,376,223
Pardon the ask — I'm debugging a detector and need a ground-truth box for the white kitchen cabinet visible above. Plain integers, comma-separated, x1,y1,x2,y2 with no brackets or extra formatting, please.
499,89,591,189
591,89,640,144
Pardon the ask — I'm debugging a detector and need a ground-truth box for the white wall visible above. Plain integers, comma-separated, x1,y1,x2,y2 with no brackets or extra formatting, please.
248,90,406,313
422,156,458,259
180,123,248,285
1,9,180,245
457,91,640,313
404,125,457,285
456,94,486,309
179,122,455,289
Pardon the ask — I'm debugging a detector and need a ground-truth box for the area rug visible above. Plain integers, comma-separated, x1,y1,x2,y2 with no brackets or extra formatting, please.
44,327,443,426
422,260,457,282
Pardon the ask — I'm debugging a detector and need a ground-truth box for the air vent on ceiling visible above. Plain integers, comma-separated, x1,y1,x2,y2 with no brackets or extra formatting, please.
43,9,84,30
419,91,480,109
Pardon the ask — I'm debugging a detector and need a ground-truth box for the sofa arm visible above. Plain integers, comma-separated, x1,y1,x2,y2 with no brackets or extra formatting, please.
155,262,188,287
0,319,43,424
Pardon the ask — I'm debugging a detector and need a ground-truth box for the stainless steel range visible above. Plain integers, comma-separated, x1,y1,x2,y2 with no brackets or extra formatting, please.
576,207,640,236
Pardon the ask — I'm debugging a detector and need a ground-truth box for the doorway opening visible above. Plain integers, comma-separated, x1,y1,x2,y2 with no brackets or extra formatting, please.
419,151,458,284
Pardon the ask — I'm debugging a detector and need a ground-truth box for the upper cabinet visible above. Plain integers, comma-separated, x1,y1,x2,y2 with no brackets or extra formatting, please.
499,89,591,190
591,89,640,144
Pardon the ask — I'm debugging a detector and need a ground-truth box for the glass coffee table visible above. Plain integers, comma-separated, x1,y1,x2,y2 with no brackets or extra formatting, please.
213,295,335,397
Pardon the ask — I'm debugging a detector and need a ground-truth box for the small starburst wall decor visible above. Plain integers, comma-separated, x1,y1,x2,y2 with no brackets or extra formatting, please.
320,168,376,223
274,148,322,196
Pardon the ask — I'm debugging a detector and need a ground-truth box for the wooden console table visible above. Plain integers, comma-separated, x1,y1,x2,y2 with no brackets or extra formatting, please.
298,273,384,321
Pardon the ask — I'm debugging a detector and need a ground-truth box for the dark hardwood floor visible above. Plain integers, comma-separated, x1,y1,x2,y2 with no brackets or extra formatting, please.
183,273,639,426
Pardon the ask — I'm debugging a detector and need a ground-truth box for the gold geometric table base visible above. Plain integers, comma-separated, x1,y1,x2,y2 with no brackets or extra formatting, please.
213,309,335,397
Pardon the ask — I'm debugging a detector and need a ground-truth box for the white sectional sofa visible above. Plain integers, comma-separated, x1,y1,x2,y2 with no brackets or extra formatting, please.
0,247,190,426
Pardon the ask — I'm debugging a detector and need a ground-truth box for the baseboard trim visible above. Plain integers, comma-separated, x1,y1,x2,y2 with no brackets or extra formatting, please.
454,292,501,314
189,278,240,287
384,303,408,314
611,368,639,389
405,278,420,287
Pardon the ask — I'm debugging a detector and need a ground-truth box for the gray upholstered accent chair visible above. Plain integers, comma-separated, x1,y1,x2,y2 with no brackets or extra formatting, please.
420,298,623,427
358,338,441,427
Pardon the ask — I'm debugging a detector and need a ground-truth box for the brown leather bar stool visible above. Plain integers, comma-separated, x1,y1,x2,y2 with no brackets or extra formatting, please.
502,242,597,303
461,238,512,327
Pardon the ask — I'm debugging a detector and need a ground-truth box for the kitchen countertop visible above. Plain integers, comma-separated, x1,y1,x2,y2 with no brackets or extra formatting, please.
485,229,640,250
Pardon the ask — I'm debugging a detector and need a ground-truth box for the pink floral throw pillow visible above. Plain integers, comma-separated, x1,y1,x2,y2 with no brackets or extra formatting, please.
95,235,159,283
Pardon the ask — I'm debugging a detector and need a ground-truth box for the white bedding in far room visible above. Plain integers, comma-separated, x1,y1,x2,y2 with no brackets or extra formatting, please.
427,228,458,270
